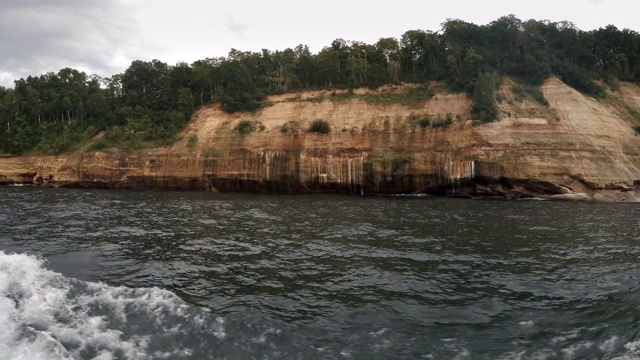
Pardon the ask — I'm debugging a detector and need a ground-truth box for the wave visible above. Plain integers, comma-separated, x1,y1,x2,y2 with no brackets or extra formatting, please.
516,197,548,201
391,193,429,197
0,251,224,359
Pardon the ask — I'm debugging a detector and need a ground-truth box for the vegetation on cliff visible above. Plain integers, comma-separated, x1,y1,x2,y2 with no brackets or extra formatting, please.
307,119,331,134
471,72,500,122
1,15,640,154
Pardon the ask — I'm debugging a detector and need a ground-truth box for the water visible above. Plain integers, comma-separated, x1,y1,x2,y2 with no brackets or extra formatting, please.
1,187,640,359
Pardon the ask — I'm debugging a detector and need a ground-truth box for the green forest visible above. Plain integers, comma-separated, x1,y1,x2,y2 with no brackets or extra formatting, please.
1,15,640,155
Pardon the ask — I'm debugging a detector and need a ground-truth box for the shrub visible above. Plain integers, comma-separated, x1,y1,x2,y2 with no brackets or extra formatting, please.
280,120,300,133
235,120,256,135
407,114,430,128
404,85,435,103
432,114,453,128
329,91,353,103
512,84,549,106
187,134,198,149
204,148,220,158
307,119,331,134
360,85,435,106
554,60,604,98
432,118,452,129
305,96,325,103
88,138,109,152
511,84,527,100
417,118,430,128
527,86,548,106
627,105,640,121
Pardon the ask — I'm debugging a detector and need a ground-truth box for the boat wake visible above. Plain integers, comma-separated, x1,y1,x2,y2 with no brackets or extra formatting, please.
0,251,224,359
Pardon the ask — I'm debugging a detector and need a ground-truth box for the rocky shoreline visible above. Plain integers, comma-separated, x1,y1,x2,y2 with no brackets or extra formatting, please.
1,153,638,202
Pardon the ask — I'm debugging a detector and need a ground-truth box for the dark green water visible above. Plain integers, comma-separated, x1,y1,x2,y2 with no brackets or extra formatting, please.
1,186,640,359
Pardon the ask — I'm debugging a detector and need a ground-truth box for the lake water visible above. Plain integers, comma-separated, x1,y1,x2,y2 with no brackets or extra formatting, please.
1,187,640,359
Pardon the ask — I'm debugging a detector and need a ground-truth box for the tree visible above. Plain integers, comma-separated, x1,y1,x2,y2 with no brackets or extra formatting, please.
192,58,222,105
3,15,640,155
400,30,428,80
471,71,500,122
441,19,490,89
489,15,523,71
218,60,264,113
316,47,340,86
272,48,297,92
121,59,171,111
376,37,400,82
292,44,317,88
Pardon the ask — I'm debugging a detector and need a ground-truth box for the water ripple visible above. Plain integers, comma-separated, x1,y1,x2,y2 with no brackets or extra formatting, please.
2,188,640,358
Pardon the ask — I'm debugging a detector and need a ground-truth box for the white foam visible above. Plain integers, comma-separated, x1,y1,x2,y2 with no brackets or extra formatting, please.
0,251,222,359
497,350,526,360
600,336,619,353
368,328,388,337
251,327,280,344
561,341,594,358
618,340,640,359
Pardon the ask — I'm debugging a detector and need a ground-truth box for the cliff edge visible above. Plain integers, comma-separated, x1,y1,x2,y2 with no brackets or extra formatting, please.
2,77,640,201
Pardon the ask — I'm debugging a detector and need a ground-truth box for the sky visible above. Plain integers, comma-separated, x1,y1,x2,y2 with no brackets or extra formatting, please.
0,0,637,87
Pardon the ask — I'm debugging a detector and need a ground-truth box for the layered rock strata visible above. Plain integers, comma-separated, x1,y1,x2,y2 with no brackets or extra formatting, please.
2,78,640,201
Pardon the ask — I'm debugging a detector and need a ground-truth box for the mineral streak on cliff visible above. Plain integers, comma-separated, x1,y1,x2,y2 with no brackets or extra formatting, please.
2,78,640,201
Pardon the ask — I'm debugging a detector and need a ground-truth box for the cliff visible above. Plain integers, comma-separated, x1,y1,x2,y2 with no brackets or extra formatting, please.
2,77,640,201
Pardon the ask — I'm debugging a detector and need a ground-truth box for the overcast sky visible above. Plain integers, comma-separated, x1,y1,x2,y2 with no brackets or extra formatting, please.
0,0,636,87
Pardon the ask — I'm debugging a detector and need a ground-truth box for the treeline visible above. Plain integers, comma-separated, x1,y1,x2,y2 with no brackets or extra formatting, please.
2,15,640,154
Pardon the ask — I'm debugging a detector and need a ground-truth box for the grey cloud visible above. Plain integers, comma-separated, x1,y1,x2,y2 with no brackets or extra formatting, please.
0,0,141,86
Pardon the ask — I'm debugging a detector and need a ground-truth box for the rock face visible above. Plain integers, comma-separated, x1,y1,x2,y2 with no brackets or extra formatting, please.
2,78,640,201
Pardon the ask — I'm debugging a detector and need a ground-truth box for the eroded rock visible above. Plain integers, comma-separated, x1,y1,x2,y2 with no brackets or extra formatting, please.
1,78,640,201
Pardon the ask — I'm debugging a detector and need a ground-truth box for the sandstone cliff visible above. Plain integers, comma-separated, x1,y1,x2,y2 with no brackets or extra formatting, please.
2,77,640,201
